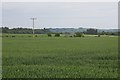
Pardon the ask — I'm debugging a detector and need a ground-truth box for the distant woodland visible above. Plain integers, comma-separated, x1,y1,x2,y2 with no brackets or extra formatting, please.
1,27,119,36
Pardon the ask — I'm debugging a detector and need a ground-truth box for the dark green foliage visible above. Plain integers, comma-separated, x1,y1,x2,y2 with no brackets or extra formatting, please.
5,35,8,37
98,34,101,37
74,32,82,37
11,36,15,37
1,27,119,36
55,33,60,37
86,28,98,35
81,34,84,37
99,32,119,36
28,36,31,37
47,33,52,37
2,27,9,33
1,27,51,34
35,35,37,37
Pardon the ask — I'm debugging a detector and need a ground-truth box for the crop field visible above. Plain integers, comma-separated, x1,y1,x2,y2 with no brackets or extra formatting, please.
2,34,118,78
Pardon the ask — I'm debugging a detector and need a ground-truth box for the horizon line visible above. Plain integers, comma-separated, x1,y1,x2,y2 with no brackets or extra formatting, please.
1,26,119,29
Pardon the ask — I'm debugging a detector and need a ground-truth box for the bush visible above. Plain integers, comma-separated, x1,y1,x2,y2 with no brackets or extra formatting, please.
28,36,31,37
55,33,60,37
5,35,8,37
74,32,82,37
82,34,84,37
12,36,15,37
47,33,52,37
35,35,37,37
98,34,101,37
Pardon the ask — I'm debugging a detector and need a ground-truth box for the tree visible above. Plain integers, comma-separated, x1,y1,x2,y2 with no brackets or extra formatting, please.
86,28,97,35
2,27,9,33
1,27,51,34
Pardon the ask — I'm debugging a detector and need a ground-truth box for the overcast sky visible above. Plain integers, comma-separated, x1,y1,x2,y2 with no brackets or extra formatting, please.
2,2,118,29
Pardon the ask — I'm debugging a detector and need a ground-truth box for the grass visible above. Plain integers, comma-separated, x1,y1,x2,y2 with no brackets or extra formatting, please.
0,36,2,79
2,34,118,78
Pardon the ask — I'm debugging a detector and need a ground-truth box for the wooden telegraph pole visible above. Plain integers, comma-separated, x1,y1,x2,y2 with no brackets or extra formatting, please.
30,18,37,38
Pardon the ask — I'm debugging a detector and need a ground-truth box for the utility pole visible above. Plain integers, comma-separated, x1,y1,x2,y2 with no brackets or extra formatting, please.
30,18,37,37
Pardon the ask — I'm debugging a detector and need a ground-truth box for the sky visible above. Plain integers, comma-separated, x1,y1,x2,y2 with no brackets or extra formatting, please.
1,0,119,2
1,2,118,29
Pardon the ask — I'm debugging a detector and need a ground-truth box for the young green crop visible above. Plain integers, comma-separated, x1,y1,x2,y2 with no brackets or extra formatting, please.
2,34,118,78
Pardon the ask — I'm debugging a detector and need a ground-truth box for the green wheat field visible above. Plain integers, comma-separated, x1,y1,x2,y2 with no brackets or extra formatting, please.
2,34,118,78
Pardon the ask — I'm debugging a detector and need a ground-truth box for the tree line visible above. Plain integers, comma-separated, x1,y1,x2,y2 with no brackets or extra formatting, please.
1,27,51,34
1,27,119,36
